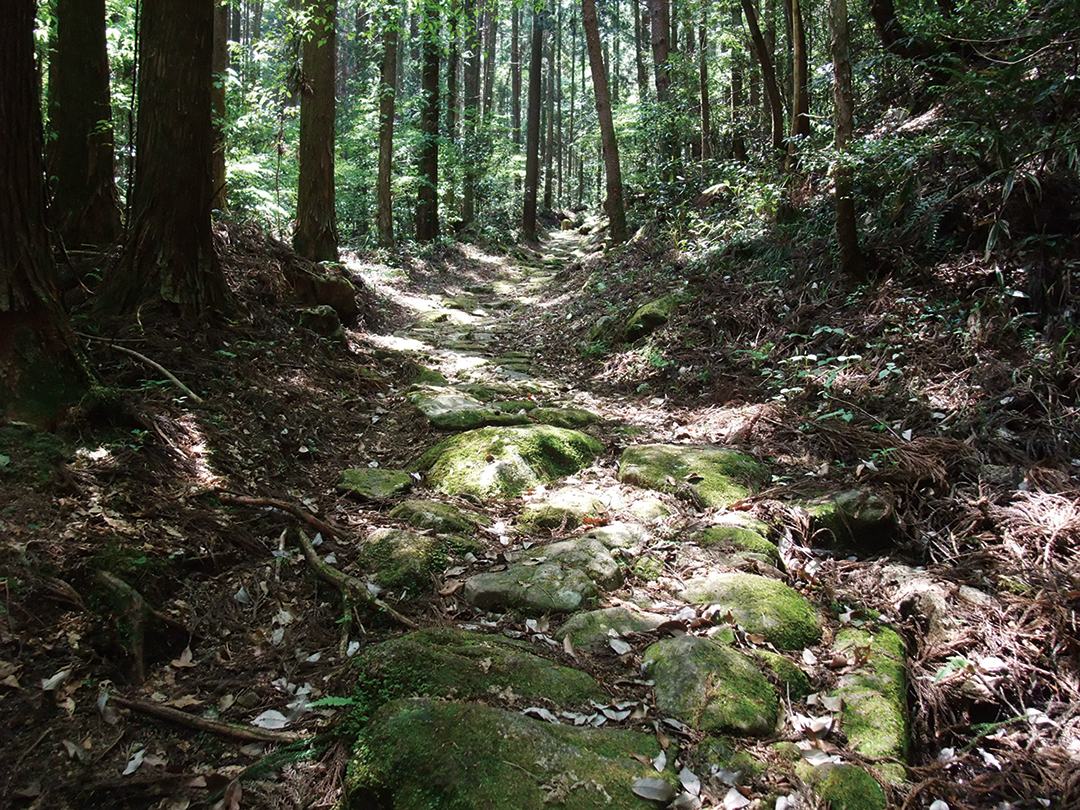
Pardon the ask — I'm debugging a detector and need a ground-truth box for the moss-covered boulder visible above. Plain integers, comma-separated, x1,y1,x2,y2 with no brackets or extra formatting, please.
416,425,604,499
359,528,480,592
680,572,822,650
751,650,812,700
643,636,778,735
618,445,770,509
557,606,668,652
624,295,680,342
298,304,344,340
389,499,484,534
464,562,600,615
353,628,605,706
519,488,607,531
803,489,897,554
580,522,651,551
337,468,414,500
795,763,887,810
407,388,532,430
832,626,908,779
346,698,669,810
692,516,780,564
531,407,600,429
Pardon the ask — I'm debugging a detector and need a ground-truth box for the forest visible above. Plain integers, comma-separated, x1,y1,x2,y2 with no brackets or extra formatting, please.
1,0,1079,808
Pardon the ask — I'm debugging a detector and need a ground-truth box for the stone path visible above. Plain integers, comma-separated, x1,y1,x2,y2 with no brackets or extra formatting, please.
342,231,906,810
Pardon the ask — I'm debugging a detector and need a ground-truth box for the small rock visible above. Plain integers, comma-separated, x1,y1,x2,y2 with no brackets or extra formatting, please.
336,468,413,500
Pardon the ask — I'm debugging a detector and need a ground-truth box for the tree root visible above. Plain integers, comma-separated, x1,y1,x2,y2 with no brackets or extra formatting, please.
79,333,204,404
218,492,347,540
110,695,305,744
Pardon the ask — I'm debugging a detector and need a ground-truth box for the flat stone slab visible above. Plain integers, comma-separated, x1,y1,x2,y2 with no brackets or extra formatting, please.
347,698,668,810
680,572,822,650
359,528,480,592
643,636,778,735
558,606,668,652
416,425,604,500
389,499,484,534
519,488,607,531
531,407,600,429
353,627,605,706
408,387,532,430
464,562,600,615
336,468,413,500
618,444,770,509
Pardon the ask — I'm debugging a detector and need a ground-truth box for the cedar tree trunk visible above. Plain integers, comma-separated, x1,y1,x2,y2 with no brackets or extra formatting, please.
522,9,543,242
830,0,862,278
415,0,441,242
740,0,785,155
377,1,398,247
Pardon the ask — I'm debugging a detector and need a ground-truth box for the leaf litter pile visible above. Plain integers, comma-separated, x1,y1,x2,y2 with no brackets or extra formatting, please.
1,221,1079,809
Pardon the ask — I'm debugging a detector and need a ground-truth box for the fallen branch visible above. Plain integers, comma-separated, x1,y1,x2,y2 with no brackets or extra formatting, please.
218,492,347,540
294,528,420,630
110,695,305,744
78,333,204,404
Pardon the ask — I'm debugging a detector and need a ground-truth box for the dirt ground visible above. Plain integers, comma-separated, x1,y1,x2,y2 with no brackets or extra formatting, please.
1,221,1078,809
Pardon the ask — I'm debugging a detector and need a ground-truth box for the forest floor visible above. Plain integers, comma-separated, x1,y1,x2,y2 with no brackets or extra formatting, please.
1,221,1078,809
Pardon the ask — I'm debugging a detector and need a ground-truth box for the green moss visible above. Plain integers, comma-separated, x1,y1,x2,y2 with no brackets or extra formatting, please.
530,407,600,429
346,698,666,810
752,650,812,699
389,499,486,534
413,366,449,386
694,524,779,562
833,627,908,774
558,606,666,651
682,573,822,650
337,468,414,500
796,764,886,810
632,555,665,581
618,445,770,509
359,529,480,591
415,425,603,499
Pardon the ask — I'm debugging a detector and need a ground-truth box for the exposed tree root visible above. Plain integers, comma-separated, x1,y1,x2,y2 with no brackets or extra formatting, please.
110,695,305,744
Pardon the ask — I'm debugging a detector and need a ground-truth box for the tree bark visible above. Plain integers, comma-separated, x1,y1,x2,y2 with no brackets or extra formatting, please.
212,0,229,211
415,0,441,242
740,0,785,155
376,1,398,247
830,0,862,279
543,22,556,210
699,16,712,160
582,0,628,243
2,0,88,425
522,9,544,242
47,0,122,249
462,0,481,226
295,0,339,261
634,0,648,101
647,0,670,104
785,0,809,169
101,0,231,318
481,0,498,121
511,5,521,145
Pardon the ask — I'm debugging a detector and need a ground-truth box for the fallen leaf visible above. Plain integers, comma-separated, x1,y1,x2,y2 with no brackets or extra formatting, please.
42,668,72,691
679,767,701,795
63,739,91,763
562,635,576,658
438,579,464,596
169,695,203,709
609,638,633,656
523,706,559,724
123,749,146,775
631,777,677,803
723,787,751,810
2,674,21,689
801,649,818,666
251,709,289,729
652,749,667,772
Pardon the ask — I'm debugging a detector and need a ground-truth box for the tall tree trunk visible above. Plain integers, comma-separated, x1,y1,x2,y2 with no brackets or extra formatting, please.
611,0,621,104
47,0,122,249
522,9,543,242
295,0,339,261
212,0,229,211
699,15,711,160
376,1,398,247
462,0,481,225
482,0,498,120
648,0,670,103
555,10,564,205
786,0,809,169
730,4,747,161
511,5,521,145
543,22,555,210
415,0,440,241
740,0,785,155
1,0,88,425
830,0,861,278
101,0,230,318
634,0,648,101
582,0,627,242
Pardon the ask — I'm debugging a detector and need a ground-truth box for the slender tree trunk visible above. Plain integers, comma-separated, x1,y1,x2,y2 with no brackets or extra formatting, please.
212,0,229,211
830,0,861,278
462,0,481,225
522,9,543,241
730,5,747,161
543,22,555,210
611,0,621,104
1,0,88,425
648,0,670,103
786,0,809,169
482,0,497,121
376,1,398,247
634,0,648,101
511,5,521,145
556,11,564,205
740,0,784,154
47,0,122,249
101,0,230,318
699,15,711,160
445,1,459,212
295,0,339,261
582,0,627,242
415,0,440,241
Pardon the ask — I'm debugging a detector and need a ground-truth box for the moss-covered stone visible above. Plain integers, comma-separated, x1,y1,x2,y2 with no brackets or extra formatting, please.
624,295,681,342
618,445,770,509
580,522,650,550
407,388,532,430
833,627,908,777
519,488,606,531
681,572,822,650
337,468,414,500
643,636,779,736
346,698,668,810
298,304,345,340
795,763,887,810
557,606,667,652
492,399,539,413
530,407,600,429
803,490,897,554
751,650,812,700
413,366,449,386
632,555,665,581
464,562,600,615
626,497,674,522
359,528,480,591
693,519,779,563
416,425,603,499
389,499,485,534
353,627,605,707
